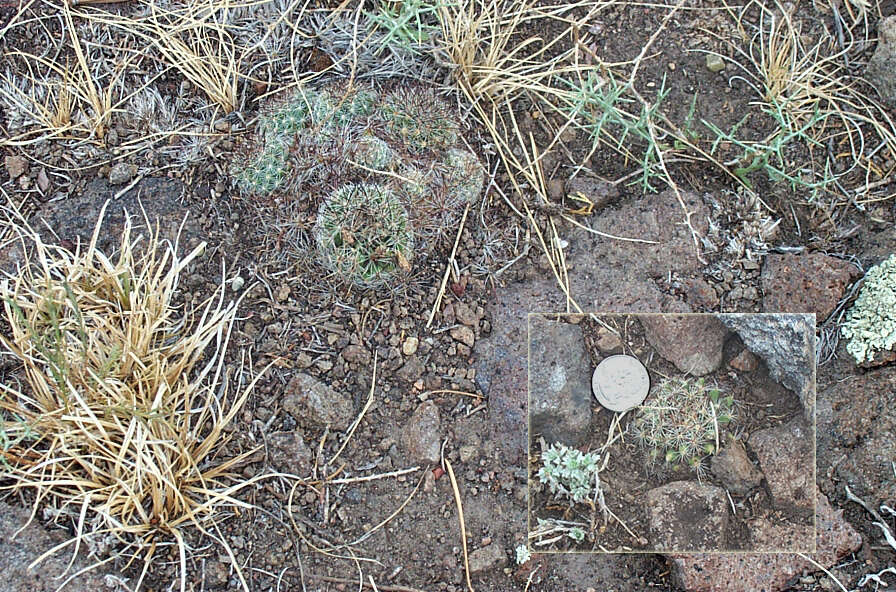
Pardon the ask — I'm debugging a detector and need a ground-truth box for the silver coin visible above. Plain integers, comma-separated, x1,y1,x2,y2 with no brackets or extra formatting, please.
592,355,650,412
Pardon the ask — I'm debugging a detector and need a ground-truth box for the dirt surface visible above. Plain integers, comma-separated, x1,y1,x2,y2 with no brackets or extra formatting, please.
1,0,895,591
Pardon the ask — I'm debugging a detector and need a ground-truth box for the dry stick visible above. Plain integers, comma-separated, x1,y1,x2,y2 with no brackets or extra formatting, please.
445,459,474,592
426,202,471,329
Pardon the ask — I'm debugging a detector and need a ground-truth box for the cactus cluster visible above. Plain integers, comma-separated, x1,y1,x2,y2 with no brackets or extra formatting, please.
232,82,486,287
630,377,735,472
840,254,896,364
537,442,601,504
314,184,414,287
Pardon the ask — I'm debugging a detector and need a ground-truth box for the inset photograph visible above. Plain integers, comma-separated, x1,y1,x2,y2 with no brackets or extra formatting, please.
527,313,816,553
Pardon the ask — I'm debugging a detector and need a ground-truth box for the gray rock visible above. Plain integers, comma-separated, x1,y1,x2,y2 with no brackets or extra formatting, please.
717,313,815,417
594,327,623,354
282,373,355,431
646,481,729,551
710,439,763,496
36,178,204,256
0,501,119,592
528,315,593,446
565,173,620,213
467,544,506,575
728,348,758,372
341,344,371,364
266,431,312,474
749,416,815,513
108,162,136,185
641,314,728,376
474,190,710,464
5,154,28,179
396,355,425,383
401,401,441,464
450,325,475,347
867,16,896,105
669,491,862,592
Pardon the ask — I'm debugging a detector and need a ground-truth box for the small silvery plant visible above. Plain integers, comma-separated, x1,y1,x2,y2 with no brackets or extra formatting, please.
515,544,530,565
841,254,896,364
537,442,600,504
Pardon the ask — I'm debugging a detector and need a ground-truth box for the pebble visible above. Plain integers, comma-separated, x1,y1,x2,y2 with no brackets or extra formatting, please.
4,154,28,179
109,162,136,185
450,325,475,347
402,336,419,356
706,53,726,72
459,445,478,463
454,302,479,327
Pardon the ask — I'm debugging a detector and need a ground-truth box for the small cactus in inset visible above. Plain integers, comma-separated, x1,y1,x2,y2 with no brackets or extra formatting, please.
314,183,414,287
630,377,735,472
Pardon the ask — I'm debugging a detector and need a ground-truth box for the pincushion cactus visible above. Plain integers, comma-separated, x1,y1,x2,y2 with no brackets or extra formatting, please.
630,377,735,472
840,254,896,364
314,184,414,287
232,82,486,287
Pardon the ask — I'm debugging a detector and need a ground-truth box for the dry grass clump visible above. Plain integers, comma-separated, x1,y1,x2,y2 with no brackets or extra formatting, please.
711,0,896,205
0,204,262,590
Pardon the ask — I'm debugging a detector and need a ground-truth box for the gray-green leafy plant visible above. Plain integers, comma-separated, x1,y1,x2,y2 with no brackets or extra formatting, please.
841,254,896,364
559,72,671,192
630,377,735,472
537,442,600,504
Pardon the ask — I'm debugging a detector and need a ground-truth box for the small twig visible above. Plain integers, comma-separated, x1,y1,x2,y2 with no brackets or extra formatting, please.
445,459,474,592
427,202,470,329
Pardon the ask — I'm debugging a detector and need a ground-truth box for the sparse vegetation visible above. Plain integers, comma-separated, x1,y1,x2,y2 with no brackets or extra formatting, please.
0,206,265,591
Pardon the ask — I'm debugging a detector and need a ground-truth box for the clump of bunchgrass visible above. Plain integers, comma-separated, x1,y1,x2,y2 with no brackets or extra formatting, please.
840,254,896,364
314,183,414,287
0,205,265,591
630,377,735,473
537,442,600,504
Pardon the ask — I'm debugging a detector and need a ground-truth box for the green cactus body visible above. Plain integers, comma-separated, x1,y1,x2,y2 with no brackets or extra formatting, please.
630,377,735,472
381,86,460,152
314,184,414,287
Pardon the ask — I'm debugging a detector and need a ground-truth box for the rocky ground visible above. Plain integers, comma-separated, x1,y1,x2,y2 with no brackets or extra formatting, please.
1,1,895,591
